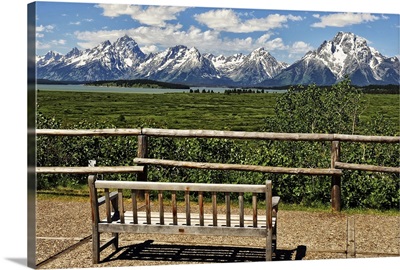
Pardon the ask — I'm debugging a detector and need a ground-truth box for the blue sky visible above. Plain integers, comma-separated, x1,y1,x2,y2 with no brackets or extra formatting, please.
35,1,399,64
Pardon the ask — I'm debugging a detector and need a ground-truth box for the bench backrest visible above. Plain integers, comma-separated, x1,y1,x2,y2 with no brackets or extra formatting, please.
88,175,273,229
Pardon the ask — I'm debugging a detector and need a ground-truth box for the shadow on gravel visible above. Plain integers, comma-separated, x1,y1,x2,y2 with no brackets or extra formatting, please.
104,240,306,263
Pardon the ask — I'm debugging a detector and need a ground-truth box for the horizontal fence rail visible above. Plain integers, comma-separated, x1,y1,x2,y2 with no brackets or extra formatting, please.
35,128,400,211
36,166,144,174
134,157,343,176
35,128,400,143
334,162,400,174
34,128,142,136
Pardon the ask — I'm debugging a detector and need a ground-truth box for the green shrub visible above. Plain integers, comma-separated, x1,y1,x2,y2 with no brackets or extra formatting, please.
35,78,399,210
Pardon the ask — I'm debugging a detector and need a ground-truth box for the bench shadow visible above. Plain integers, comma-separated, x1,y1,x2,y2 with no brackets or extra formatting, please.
104,240,306,263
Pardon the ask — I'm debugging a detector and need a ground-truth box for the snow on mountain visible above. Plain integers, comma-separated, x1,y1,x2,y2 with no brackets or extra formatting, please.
266,32,399,86
204,49,287,85
36,51,63,66
36,32,399,86
134,45,227,85
37,35,146,81
228,47,288,85
205,53,246,71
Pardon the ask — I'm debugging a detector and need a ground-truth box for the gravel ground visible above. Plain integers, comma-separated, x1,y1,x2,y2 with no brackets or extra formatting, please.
35,198,399,269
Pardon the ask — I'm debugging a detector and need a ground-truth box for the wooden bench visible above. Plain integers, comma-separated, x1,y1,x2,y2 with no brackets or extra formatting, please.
88,175,280,263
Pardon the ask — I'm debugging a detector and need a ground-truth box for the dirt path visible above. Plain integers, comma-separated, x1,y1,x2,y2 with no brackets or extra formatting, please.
35,198,399,269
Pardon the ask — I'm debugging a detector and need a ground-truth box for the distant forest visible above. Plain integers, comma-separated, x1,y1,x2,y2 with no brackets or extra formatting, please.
256,84,400,94
37,78,398,93
357,84,399,94
85,79,190,89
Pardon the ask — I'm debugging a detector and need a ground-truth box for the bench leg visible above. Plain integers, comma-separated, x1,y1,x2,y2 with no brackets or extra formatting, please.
112,232,119,250
266,228,272,261
273,208,278,252
92,231,100,264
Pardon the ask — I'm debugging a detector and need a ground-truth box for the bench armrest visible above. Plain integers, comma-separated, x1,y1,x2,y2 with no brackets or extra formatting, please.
272,196,281,210
97,191,118,206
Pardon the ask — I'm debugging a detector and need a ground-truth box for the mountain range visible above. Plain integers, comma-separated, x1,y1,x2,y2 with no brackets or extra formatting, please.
36,32,400,87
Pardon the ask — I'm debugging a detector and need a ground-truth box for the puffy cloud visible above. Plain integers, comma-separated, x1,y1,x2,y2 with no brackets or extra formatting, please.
194,9,303,33
96,4,186,27
256,33,273,44
194,9,241,31
75,24,218,53
75,25,302,58
311,13,379,28
290,41,313,53
36,40,50,50
263,38,288,51
285,41,314,60
140,44,159,54
52,39,67,45
36,24,55,40
36,39,66,50
380,14,389,20
36,24,54,33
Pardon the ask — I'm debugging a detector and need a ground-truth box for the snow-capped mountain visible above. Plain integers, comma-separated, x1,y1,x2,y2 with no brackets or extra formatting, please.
205,49,288,85
37,32,399,86
37,35,146,81
264,31,399,86
229,48,288,85
205,53,246,73
133,45,229,85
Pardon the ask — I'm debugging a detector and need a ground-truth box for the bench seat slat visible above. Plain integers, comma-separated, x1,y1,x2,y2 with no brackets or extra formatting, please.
95,180,266,193
101,211,276,229
98,223,268,237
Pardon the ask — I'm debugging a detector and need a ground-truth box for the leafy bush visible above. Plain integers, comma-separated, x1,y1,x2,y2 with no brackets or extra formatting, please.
35,78,399,210
261,78,399,209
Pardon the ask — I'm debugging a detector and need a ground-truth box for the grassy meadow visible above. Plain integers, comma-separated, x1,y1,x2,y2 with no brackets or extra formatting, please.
37,90,399,132
37,90,278,131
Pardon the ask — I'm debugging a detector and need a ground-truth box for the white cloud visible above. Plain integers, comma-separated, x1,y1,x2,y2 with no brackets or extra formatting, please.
36,25,55,40
36,39,66,50
286,41,314,60
96,4,186,27
70,21,81,25
256,33,273,44
36,40,50,50
194,9,240,31
311,13,379,28
74,24,306,59
194,9,303,33
36,24,54,33
263,38,288,51
141,45,159,54
52,39,67,45
291,41,313,53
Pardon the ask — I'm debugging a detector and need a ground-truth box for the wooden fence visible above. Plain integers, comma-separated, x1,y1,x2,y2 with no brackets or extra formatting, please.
35,128,400,211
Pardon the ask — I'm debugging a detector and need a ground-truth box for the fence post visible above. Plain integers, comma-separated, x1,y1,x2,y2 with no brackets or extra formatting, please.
346,216,356,258
137,134,148,199
331,141,341,211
